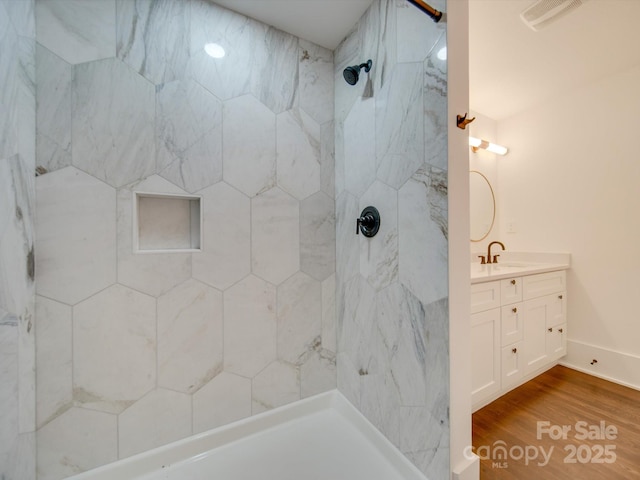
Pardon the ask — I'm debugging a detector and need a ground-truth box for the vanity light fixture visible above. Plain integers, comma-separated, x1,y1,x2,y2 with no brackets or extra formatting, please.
469,136,508,156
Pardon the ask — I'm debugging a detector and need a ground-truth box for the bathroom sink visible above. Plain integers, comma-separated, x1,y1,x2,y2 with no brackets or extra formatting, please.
470,252,571,283
491,262,541,268
470,260,566,283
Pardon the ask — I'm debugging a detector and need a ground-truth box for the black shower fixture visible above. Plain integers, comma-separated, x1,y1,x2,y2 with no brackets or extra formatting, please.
343,59,373,86
356,206,380,238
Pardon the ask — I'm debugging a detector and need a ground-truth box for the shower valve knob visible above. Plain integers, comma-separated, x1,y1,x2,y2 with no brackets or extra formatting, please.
356,206,380,238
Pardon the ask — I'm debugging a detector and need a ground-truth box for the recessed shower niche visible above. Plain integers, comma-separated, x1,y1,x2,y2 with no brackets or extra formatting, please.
134,192,202,253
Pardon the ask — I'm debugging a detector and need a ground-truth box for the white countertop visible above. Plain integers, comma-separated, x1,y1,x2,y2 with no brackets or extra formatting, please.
470,252,571,284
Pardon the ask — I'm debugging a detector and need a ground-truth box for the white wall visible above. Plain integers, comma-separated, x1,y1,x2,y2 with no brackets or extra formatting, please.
448,1,479,479
496,63,640,387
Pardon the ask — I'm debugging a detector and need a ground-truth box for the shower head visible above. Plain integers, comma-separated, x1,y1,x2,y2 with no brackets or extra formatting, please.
343,59,373,86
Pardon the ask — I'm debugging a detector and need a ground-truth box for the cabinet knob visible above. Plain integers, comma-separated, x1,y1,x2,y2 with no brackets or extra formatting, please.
511,279,516,285
512,347,517,354
512,307,517,313
558,328,564,333
558,294,563,299
548,327,553,332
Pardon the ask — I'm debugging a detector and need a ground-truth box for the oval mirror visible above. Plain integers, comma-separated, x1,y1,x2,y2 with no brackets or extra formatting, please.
470,170,495,242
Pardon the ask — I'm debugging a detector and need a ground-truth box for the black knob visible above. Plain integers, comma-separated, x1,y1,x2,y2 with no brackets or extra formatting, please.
356,206,380,237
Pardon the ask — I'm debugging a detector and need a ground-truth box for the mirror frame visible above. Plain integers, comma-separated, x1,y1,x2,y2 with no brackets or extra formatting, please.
470,170,496,242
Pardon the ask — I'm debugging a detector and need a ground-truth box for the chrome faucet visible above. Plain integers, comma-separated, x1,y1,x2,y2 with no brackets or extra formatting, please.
486,241,505,264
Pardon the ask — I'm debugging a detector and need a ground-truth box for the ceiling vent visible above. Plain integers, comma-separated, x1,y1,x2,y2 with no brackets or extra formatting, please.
521,0,589,31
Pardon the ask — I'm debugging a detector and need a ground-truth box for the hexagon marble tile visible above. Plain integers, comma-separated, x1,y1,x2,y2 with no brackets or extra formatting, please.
276,108,321,201
250,26,299,115
222,94,276,197
189,0,264,101
0,156,34,317
359,181,399,291
157,279,223,394
35,296,72,428
16,33,37,172
116,0,189,86
375,62,424,189
251,187,299,285
396,0,445,64
398,168,448,306
375,283,428,406
192,181,250,291
223,275,276,378
73,284,156,414
299,39,334,125
322,274,337,354
156,79,223,193
335,191,360,286
118,389,191,459
35,167,116,305
36,407,117,480
301,351,336,399
117,175,192,298
300,192,335,282
0,323,19,475
424,33,448,171
252,360,300,414
192,372,251,434
1,0,35,38
35,44,72,174
0,7,19,161
35,0,115,65
359,0,397,94
72,57,155,188
343,97,376,197
277,272,322,365
320,120,336,197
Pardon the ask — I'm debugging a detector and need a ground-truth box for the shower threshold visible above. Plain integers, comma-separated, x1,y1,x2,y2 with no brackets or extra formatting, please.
67,390,428,480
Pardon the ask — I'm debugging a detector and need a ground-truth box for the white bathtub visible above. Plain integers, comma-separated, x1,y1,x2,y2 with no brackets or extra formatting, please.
67,390,428,480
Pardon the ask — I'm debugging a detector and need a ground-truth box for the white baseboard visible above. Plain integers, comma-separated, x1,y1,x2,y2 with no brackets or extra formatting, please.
452,454,479,480
561,340,640,391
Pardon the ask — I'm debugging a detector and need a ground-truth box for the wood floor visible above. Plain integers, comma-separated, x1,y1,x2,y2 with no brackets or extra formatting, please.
472,365,640,479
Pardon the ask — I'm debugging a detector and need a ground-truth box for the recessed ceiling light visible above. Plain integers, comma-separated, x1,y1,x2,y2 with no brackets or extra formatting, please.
437,46,447,61
204,43,225,59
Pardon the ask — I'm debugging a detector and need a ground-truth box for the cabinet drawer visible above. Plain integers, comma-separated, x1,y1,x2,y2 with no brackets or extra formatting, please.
500,277,523,305
523,271,566,300
471,281,501,314
547,292,567,328
501,303,524,346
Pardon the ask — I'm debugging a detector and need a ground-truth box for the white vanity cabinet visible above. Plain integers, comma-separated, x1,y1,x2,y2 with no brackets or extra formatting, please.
471,269,567,411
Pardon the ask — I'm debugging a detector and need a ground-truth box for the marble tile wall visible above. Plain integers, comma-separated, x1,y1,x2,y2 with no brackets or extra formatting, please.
0,0,37,478
334,0,449,478
33,1,335,478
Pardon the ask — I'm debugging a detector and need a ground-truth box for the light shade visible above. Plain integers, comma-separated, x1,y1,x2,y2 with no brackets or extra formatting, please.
204,43,225,59
469,136,508,156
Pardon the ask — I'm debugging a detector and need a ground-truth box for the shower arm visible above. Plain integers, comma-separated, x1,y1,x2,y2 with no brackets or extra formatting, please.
406,0,443,23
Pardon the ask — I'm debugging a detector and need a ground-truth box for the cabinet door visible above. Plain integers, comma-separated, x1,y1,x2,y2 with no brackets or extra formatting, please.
471,308,501,405
547,323,567,360
502,341,524,389
547,292,566,328
522,296,550,375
